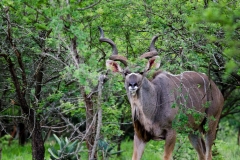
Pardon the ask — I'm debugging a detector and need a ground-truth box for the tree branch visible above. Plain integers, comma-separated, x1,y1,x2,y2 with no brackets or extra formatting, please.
90,74,107,160
77,0,102,11
5,8,27,96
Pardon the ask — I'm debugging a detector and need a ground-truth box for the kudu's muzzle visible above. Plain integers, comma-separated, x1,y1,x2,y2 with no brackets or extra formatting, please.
127,73,140,96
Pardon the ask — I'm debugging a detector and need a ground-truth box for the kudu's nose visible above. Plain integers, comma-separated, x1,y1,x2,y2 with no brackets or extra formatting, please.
128,80,138,96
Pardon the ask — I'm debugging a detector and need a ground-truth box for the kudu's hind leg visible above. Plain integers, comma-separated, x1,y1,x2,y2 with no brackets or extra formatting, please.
205,120,219,160
188,133,206,160
132,135,146,160
163,130,176,160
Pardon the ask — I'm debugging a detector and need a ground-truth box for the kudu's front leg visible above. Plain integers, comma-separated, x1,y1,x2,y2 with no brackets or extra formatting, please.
163,130,176,160
132,134,146,160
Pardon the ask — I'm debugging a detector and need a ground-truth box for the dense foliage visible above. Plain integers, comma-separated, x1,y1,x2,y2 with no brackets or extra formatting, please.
0,0,239,159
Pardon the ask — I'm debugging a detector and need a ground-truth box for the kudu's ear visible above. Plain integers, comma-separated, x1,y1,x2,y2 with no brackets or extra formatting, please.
106,60,123,73
145,56,161,71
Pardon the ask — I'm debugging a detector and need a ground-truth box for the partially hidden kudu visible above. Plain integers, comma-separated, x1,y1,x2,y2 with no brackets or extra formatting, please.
99,27,224,160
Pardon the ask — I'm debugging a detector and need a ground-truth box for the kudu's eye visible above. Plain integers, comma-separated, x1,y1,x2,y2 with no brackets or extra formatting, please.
124,70,131,76
139,71,144,75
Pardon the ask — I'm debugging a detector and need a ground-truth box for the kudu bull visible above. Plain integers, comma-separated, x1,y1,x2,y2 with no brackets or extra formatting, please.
99,27,224,160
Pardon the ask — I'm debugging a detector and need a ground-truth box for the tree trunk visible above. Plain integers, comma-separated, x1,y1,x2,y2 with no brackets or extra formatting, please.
30,118,45,160
69,33,97,159
82,89,96,159
18,123,26,146
90,75,106,160
3,55,45,160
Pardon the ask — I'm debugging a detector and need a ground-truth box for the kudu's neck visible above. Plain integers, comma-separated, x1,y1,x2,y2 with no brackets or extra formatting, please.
128,77,157,119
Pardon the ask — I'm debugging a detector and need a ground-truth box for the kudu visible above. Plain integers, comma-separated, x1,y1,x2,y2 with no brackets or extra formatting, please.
99,27,224,160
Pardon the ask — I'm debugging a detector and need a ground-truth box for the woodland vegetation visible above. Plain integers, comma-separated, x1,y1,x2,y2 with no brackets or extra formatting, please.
0,0,239,160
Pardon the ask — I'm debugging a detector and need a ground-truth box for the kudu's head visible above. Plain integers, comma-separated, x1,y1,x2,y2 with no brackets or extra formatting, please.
99,27,160,96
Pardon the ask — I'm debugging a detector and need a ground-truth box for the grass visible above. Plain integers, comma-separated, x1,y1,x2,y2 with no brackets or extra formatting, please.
214,121,240,160
0,122,239,160
1,140,52,160
1,142,32,160
114,140,164,160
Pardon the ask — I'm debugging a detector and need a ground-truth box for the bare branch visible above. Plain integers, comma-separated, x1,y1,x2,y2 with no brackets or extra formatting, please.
90,74,107,159
77,0,102,11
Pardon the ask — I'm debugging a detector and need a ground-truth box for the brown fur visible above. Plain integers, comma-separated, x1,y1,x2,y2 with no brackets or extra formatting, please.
134,120,152,142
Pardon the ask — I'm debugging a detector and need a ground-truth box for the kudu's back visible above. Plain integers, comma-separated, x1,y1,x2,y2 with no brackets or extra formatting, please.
153,71,224,133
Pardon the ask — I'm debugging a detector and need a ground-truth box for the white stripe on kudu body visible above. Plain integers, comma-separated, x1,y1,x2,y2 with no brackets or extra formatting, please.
99,27,224,160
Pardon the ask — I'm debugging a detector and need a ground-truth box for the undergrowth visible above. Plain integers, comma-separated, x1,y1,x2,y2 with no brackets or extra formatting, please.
0,121,239,160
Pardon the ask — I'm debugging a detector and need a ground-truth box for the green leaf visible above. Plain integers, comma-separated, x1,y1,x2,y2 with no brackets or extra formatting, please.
48,148,59,159
65,137,69,144
53,134,61,147
66,140,79,153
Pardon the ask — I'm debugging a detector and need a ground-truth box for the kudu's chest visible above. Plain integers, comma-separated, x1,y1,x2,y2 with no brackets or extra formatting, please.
130,97,167,141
